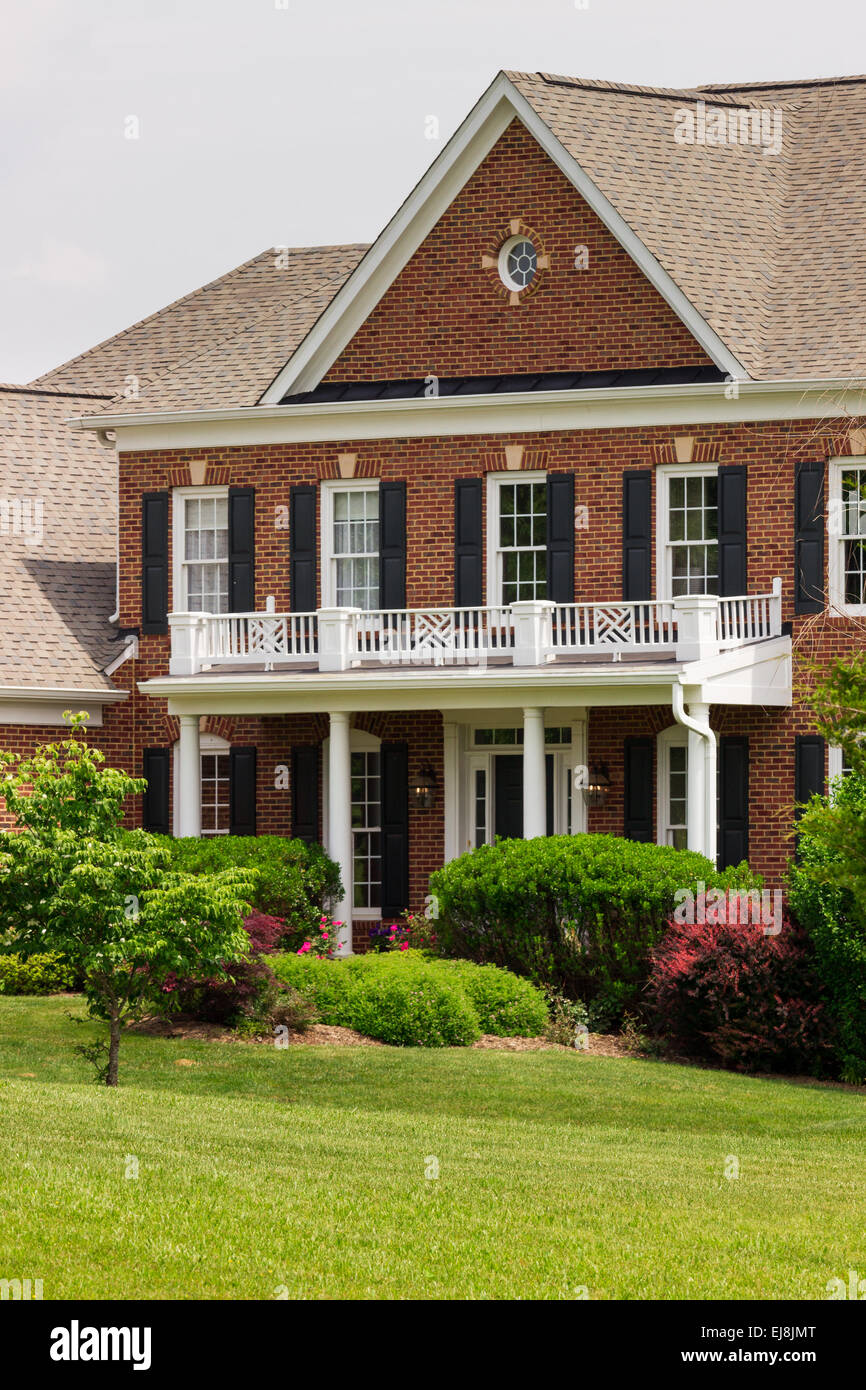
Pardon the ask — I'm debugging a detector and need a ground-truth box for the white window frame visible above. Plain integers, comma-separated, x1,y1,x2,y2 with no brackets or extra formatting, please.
172,485,229,614
655,463,719,601
459,716,584,847
828,458,866,615
485,470,548,608
320,478,381,610
828,743,854,794
172,732,231,836
656,724,689,849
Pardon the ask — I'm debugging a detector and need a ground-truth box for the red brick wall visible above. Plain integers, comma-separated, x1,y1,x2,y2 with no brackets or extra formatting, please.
108,414,866,892
323,119,713,382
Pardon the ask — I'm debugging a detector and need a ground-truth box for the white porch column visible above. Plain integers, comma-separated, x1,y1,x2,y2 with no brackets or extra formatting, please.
522,706,546,839
442,720,459,862
686,719,707,856
328,711,353,954
176,714,202,838
695,702,718,865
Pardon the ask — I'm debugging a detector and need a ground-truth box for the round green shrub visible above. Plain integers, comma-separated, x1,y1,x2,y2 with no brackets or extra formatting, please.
424,958,548,1036
273,950,484,1045
0,952,74,995
152,834,341,943
429,835,761,1020
347,970,480,1047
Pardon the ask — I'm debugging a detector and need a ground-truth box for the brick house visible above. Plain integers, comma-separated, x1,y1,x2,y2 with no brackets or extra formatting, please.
5,71,866,951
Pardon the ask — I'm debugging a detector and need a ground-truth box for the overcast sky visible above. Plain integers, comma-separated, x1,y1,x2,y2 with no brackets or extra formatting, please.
2,0,864,382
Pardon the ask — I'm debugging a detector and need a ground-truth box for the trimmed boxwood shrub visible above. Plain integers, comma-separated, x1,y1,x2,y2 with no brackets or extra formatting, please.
153,835,341,945
645,916,834,1074
431,958,549,1035
429,835,760,1020
0,952,74,995
272,950,548,1046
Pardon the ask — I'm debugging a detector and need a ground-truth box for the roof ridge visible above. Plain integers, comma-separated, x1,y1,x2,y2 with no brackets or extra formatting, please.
0,384,115,400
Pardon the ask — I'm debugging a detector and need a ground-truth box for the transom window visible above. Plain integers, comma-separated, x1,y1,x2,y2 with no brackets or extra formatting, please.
498,481,547,604
499,236,538,291
351,750,381,909
182,494,228,612
666,474,718,596
839,466,866,605
332,487,379,610
473,727,572,746
201,752,230,836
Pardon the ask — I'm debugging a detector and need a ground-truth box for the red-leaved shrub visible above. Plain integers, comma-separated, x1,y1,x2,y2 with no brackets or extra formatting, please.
646,916,834,1073
243,912,287,954
159,913,287,1024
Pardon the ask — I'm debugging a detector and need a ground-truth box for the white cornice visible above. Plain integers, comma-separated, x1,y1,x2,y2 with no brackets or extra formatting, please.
74,378,866,450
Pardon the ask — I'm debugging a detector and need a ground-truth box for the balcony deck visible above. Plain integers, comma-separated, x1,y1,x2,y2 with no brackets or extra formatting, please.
168,582,783,678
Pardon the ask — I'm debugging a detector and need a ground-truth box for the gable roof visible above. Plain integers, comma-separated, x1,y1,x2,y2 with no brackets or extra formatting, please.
0,386,120,692
251,70,866,404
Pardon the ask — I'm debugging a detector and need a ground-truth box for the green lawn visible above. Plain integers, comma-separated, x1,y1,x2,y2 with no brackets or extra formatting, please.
0,995,863,1300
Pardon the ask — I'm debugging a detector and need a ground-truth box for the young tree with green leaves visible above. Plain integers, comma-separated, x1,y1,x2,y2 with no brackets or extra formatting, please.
789,654,866,1080
0,714,254,1085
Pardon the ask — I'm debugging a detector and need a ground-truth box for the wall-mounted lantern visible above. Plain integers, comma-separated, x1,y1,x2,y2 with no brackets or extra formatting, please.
412,764,437,811
583,761,612,810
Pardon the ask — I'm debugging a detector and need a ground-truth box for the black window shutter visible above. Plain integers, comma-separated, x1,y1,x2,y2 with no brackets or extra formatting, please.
622,470,652,600
454,478,483,607
718,735,749,868
141,491,169,633
623,737,653,841
545,753,555,837
546,471,575,603
379,481,406,609
142,747,170,834
291,745,320,844
229,746,257,836
794,460,825,614
718,465,748,597
228,487,255,612
795,734,825,811
290,485,317,612
380,741,409,919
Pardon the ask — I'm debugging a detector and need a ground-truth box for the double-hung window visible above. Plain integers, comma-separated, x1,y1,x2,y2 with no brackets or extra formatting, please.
489,475,547,605
175,489,229,613
657,727,689,849
324,483,380,609
659,469,718,597
829,461,866,612
200,751,231,835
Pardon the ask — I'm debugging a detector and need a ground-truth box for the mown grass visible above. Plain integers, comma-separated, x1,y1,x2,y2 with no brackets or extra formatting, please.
0,995,863,1299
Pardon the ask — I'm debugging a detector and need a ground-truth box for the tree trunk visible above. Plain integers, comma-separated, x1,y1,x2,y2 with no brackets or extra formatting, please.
106,1011,121,1087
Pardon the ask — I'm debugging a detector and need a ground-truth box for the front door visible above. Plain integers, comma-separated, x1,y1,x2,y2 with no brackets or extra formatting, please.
494,755,523,839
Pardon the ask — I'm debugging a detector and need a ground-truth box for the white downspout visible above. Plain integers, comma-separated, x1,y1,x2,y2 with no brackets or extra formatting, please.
671,681,717,864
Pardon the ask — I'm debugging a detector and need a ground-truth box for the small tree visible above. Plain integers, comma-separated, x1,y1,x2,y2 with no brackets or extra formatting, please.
788,654,866,1080
807,650,866,771
0,714,254,1085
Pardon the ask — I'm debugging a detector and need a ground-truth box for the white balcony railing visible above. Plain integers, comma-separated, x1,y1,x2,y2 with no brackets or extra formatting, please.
168,580,784,676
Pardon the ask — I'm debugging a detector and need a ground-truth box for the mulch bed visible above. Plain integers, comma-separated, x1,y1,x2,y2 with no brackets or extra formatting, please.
128,1015,635,1055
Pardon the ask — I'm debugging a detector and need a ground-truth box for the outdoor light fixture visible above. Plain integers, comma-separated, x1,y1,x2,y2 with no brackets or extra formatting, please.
413,764,437,810
583,761,612,809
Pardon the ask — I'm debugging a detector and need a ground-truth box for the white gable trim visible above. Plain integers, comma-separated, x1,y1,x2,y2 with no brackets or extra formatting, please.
259,72,748,403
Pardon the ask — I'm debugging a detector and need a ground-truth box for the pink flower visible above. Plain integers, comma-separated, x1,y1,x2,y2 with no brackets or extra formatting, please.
399,942,408,951
297,942,311,954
